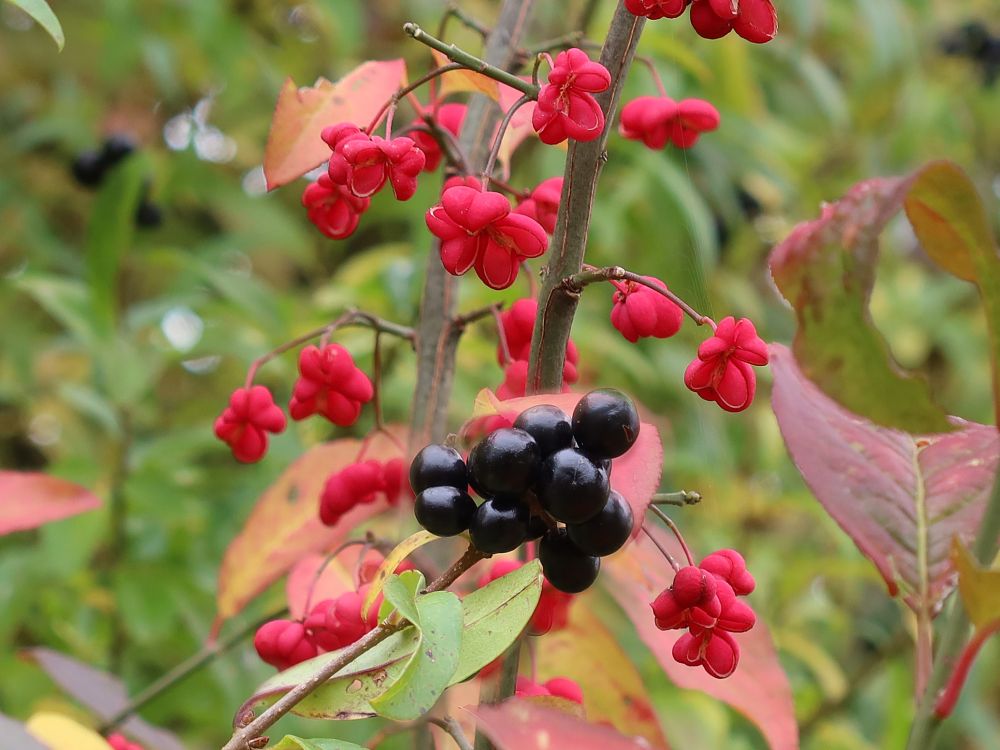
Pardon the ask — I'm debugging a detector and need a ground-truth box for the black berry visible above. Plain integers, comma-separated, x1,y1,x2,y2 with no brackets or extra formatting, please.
513,405,574,457
567,490,633,556
539,528,600,593
469,498,529,553
99,134,136,168
536,448,609,524
136,201,163,228
572,389,640,460
468,428,539,498
414,486,476,537
410,444,467,494
526,513,549,540
71,151,105,187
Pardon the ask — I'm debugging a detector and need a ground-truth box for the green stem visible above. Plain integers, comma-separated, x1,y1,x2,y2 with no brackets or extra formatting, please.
650,490,702,507
526,6,646,393
403,23,539,98
907,464,1000,748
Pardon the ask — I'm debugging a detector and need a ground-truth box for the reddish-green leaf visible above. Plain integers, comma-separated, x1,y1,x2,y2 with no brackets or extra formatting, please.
25,649,185,750
263,60,407,190
467,390,663,534
770,344,999,611
214,433,403,629
769,173,953,433
468,698,654,750
0,472,102,536
904,161,1000,425
604,527,797,750
534,598,669,749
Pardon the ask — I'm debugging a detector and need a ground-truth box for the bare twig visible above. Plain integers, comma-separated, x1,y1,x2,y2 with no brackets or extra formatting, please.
651,490,702,507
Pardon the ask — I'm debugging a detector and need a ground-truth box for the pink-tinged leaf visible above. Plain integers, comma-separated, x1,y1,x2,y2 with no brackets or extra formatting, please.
604,527,797,750
214,431,404,629
465,390,663,534
768,172,954,434
23,648,185,750
0,471,102,536
263,60,407,190
770,344,1000,612
534,598,669,749
0,712,49,750
468,698,655,750
495,81,541,166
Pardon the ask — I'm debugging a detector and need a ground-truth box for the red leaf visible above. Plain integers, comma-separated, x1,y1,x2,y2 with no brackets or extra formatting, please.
604,527,798,750
286,546,386,619
0,472,102,536
263,60,407,190
213,431,404,629
465,390,663,534
468,698,654,750
24,649,185,750
770,343,1000,611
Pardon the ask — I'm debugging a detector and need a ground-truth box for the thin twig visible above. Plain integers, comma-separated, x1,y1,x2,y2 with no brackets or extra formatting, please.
373,331,385,430
101,607,287,732
428,716,475,750
641,524,680,572
563,265,715,328
452,303,505,331
650,490,702,507
366,63,465,134
634,54,667,98
481,94,533,183
403,23,539,98
648,505,695,566
221,547,486,750
441,3,490,38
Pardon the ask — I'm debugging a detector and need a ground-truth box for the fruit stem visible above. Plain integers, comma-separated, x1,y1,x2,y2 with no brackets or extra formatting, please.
641,524,680,573
481,94,533,186
365,63,465,135
648,505,695,566
651,490,702,507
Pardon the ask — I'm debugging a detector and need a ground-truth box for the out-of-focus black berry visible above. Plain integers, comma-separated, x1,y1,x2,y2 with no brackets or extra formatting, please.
513,405,574,457
468,428,539,498
72,151,105,187
539,528,600,593
572,388,639,460
136,201,163,228
536,448,609,524
410,444,467,494
567,490,633,556
414,486,477,536
469,498,529,553
100,134,136,168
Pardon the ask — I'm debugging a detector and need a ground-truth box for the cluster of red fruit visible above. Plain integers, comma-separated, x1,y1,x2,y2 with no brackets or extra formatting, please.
213,343,373,463
514,676,584,704
625,0,777,44
619,96,720,150
107,733,143,750
651,549,756,678
318,457,408,527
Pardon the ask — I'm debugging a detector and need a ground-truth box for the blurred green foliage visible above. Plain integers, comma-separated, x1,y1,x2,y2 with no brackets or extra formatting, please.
1,0,998,748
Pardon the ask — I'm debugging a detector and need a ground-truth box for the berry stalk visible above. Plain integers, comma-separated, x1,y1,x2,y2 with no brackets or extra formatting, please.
526,5,647,393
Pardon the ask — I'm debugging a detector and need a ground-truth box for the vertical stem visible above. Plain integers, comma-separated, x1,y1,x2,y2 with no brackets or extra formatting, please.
106,410,132,673
907,464,1000,749
474,640,522,750
409,0,538,448
526,3,646,393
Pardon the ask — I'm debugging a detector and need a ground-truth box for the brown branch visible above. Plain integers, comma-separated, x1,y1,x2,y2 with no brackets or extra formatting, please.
525,5,646,393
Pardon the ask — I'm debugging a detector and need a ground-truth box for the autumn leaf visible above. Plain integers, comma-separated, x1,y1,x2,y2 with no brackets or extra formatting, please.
770,344,999,612
25,712,108,750
534,598,669,749
0,472,102,536
430,50,499,100
468,698,655,750
603,525,798,750
213,430,404,630
263,60,407,190
465,390,663,534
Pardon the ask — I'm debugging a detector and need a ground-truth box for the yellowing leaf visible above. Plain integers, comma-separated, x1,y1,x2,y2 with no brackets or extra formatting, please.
431,50,499,100
952,538,1000,630
360,530,438,620
25,712,110,750
263,60,407,190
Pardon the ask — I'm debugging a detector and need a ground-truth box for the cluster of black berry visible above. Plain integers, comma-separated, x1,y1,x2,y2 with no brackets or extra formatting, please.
410,388,639,593
72,135,162,228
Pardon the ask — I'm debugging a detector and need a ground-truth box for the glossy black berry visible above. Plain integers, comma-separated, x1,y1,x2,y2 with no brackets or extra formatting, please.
136,201,163,228
526,513,549,540
72,151,105,187
572,389,640,460
469,498,529,553
539,528,600,593
536,448,609,524
468,428,539,498
513,405,574,457
410,444,467,494
567,490,633,556
414,486,476,537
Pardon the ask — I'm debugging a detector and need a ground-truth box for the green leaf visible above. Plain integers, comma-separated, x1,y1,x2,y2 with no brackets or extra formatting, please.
452,558,542,682
272,736,366,750
85,156,147,336
14,275,96,344
370,590,462,721
903,161,1000,426
378,570,426,623
7,0,64,50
